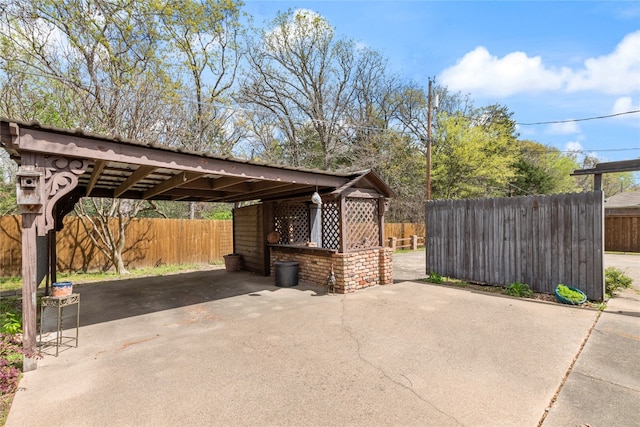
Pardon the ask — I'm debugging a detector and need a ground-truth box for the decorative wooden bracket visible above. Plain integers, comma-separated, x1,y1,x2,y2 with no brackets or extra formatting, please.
36,156,88,236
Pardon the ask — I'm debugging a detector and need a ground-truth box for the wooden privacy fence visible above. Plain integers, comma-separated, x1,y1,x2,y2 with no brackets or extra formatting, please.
385,223,425,250
425,192,605,301
0,216,233,277
0,216,426,277
605,213,640,253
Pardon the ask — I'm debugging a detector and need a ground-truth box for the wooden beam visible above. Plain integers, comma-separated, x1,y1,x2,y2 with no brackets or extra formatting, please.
179,176,249,192
572,159,640,176
21,213,38,371
341,188,382,199
142,171,204,199
86,160,106,196
211,176,250,190
114,166,157,198
218,183,309,202
10,125,350,188
161,188,227,199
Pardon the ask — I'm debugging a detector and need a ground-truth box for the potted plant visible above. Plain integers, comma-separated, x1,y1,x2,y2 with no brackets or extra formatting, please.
555,284,587,305
223,254,242,272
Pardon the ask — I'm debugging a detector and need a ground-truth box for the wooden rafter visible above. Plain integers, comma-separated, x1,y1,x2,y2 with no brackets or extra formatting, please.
114,165,157,198
142,171,205,199
86,160,106,196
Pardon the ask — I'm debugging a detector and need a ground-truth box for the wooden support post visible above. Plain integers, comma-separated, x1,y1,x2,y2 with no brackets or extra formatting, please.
378,198,386,247
309,205,322,248
389,237,397,250
594,173,602,191
411,235,418,250
21,213,38,371
339,196,347,253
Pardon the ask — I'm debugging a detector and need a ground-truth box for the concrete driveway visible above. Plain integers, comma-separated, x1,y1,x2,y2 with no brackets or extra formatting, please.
7,258,605,427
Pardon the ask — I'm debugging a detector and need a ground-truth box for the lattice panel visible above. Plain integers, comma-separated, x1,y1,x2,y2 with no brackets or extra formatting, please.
321,200,340,250
345,198,379,250
273,202,309,245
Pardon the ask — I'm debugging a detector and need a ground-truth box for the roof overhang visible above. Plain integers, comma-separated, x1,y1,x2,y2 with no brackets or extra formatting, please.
1,119,394,203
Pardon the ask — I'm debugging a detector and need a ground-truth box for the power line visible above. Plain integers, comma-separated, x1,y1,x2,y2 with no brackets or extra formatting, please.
521,147,639,155
517,110,640,126
4,70,640,149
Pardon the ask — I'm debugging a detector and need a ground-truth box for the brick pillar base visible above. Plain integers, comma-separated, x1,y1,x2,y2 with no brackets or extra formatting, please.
270,247,394,294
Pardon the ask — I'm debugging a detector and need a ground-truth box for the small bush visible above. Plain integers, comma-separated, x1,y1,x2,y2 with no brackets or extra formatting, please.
0,313,21,336
428,272,444,284
0,299,21,336
504,282,534,298
605,267,633,296
0,333,23,396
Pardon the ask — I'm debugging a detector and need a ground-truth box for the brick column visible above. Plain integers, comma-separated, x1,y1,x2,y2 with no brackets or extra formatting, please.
379,248,393,285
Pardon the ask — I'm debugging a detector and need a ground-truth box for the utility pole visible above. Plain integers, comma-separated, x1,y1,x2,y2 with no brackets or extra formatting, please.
426,78,433,200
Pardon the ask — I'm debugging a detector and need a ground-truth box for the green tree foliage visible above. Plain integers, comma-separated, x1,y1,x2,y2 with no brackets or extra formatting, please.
431,106,519,199
0,155,16,215
0,182,16,216
377,133,426,222
510,140,580,195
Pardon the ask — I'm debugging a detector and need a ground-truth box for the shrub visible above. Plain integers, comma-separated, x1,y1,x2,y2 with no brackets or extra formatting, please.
0,312,21,336
428,272,444,284
605,267,633,296
0,333,22,396
504,282,534,297
0,298,21,336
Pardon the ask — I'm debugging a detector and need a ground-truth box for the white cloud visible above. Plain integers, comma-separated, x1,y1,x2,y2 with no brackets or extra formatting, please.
440,31,640,98
440,47,569,97
547,121,581,135
265,9,333,53
611,96,640,115
567,31,640,94
565,141,584,153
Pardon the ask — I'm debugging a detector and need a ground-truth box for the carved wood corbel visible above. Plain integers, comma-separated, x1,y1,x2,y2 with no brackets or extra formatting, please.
36,156,88,236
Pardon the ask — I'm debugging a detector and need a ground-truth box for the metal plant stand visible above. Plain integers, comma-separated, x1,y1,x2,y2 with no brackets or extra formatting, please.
39,293,80,356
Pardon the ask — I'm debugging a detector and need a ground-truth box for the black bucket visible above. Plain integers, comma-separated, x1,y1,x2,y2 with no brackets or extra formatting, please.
274,261,299,287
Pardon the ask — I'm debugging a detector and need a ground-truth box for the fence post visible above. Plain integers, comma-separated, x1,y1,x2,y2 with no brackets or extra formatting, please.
389,237,397,250
411,235,418,250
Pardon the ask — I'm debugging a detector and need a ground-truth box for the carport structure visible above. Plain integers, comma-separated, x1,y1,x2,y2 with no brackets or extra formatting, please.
0,118,394,370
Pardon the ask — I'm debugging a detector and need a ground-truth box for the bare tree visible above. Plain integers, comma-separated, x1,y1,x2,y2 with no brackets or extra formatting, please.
75,199,166,274
0,0,244,272
237,10,361,169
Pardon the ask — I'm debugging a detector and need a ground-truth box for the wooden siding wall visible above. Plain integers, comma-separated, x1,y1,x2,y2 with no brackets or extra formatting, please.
425,192,605,301
605,212,640,253
0,216,233,277
233,204,268,275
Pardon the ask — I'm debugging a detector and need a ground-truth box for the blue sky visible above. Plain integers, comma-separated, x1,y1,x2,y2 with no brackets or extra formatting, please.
244,1,640,165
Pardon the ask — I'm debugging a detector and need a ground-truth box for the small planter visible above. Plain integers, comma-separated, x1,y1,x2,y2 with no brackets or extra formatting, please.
555,285,587,305
223,254,242,272
52,281,73,297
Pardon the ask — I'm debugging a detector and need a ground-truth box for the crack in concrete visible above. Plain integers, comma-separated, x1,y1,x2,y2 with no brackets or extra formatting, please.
339,296,464,426
538,311,602,426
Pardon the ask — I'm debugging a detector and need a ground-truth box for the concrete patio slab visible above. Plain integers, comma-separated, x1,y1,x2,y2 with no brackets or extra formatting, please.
544,255,640,427
7,265,599,427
